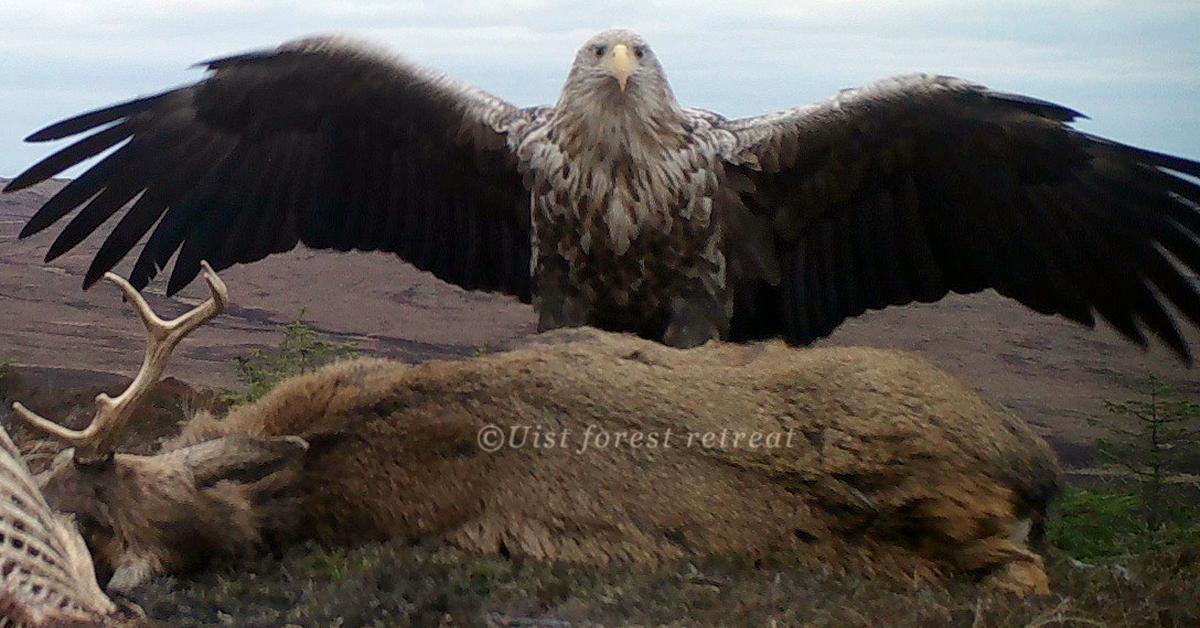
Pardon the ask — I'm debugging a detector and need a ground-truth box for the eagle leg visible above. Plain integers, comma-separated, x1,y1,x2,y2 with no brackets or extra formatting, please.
533,252,590,332
662,285,728,349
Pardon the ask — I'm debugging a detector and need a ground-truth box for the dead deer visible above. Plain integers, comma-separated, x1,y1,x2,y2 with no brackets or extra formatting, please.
3,263,1062,612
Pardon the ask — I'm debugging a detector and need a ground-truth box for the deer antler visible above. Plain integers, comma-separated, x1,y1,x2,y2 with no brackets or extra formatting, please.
12,261,228,464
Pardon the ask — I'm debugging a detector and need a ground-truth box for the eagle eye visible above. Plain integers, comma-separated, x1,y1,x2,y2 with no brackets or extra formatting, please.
634,46,646,59
594,45,607,58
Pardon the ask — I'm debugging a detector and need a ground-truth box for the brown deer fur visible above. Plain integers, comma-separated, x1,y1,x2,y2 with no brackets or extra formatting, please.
37,328,1061,596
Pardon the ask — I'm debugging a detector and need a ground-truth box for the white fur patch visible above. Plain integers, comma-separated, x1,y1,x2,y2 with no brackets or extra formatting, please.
1009,517,1033,545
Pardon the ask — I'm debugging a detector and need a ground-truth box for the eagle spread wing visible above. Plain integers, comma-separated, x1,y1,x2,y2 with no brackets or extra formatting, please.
8,38,1200,359
720,75,1200,360
6,36,536,300
0,425,116,627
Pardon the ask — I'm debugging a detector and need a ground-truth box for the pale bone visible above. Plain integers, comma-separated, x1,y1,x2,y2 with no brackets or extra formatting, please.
0,421,116,626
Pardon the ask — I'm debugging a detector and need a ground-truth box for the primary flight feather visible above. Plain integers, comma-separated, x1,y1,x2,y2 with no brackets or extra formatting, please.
7,29,1200,358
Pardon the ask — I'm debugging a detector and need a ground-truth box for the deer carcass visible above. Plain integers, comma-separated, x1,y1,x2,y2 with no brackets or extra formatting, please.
2,263,1061,619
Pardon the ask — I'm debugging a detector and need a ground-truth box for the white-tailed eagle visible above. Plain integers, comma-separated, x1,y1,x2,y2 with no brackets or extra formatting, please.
7,30,1200,357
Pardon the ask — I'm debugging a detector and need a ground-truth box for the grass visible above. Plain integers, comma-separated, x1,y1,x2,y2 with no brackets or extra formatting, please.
1048,487,1200,561
127,532,1200,627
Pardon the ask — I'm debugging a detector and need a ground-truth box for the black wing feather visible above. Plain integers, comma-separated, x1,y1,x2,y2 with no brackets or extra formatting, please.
724,74,1200,362
8,122,133,193
6,37,533,303
23,92,174,142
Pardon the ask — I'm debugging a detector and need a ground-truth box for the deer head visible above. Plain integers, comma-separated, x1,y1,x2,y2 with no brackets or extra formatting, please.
11,263,307,593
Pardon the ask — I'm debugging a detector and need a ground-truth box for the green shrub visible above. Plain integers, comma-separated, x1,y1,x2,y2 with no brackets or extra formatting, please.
1050,377,1200,562
224,316,357,405
1090,376,1200,529
1048,488,1152,560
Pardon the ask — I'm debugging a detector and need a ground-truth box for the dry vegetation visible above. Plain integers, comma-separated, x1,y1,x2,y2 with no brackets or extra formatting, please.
126,541,1200,627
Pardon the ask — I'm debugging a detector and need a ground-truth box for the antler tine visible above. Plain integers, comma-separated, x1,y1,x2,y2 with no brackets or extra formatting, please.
12,261,228,463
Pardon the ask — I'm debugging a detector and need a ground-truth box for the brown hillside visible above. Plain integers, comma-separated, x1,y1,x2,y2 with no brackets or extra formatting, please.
2,178,1196,459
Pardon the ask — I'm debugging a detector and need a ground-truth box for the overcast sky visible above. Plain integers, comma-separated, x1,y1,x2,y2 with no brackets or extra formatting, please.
0,0,1196,177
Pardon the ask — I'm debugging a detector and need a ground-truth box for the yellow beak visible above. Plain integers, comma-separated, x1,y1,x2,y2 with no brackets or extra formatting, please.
611,43,632,91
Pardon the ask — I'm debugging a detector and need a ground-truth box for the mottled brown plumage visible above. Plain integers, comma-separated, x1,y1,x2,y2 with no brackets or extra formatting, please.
6,29,1200,356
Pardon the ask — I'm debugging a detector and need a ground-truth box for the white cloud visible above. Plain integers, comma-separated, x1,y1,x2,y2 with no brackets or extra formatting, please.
0,0,1196,176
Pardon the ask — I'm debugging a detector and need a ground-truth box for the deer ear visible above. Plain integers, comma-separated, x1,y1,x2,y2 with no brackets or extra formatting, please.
178,436,309,488
35,447,77,487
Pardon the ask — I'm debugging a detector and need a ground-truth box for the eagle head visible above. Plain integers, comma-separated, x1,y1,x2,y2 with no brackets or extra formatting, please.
561,29,677,110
